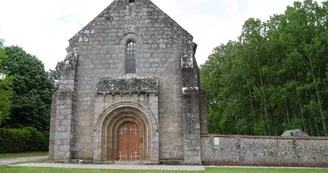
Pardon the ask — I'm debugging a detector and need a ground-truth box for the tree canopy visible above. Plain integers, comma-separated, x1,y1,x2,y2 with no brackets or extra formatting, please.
47,61,64,88
1,46,54,131
201,0,328,136
0,40,14,125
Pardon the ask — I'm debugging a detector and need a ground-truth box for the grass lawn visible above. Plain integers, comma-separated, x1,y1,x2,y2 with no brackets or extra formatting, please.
0,152,48,159
0,167,327,173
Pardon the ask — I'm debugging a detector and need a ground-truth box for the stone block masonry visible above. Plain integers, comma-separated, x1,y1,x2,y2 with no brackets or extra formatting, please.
201,134,328,167
49,48,79,161
50,0,207,165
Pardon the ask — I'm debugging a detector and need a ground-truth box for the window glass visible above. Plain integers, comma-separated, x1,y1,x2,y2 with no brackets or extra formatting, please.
126,41,136,73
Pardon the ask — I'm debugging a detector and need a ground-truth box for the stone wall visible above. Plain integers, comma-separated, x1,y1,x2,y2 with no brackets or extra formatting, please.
180,43,203,165
48,91,57,160
201,134,328,167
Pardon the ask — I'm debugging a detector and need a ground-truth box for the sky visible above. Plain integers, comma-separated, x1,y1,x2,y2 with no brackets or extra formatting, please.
0,0,325,70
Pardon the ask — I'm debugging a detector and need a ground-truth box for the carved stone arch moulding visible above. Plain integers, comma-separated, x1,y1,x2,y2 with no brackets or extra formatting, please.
93,101,159,163
117,32,143,45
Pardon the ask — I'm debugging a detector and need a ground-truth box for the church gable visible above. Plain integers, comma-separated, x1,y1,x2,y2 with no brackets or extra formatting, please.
50,0,206,165
69,0,193,49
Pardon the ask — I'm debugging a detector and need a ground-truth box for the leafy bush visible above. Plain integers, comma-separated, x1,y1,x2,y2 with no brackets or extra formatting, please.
0,127,48,153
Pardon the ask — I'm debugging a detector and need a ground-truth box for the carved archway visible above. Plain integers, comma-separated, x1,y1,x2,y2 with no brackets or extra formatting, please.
105,111,148,161
93,102,159,163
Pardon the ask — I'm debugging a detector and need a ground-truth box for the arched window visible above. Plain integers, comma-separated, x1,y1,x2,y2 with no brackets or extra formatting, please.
126,41,136,74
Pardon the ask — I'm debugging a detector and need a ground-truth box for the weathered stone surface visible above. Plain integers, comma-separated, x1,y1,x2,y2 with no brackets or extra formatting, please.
96,77,158,94
50,0,205,165
181,43,197,69
182,87,198,95
48,91,58,160
201,135,328,167
63,49,79,70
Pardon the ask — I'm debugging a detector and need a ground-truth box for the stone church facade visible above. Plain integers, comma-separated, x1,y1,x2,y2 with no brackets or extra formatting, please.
49,0,208,165
49,0,328,167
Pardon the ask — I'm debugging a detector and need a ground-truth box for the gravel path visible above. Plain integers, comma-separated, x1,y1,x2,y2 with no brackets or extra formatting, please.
0,156,48,166
12,163,205,171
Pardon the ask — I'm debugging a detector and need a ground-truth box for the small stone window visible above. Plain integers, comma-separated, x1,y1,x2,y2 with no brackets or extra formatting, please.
129,0,135,4
126,41,136,74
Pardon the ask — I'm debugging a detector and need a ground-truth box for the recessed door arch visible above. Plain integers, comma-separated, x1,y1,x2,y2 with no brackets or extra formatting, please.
93,102,159,163
96,107,150,161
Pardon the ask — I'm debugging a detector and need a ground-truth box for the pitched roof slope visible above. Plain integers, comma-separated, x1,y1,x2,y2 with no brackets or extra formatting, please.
69,0,193,43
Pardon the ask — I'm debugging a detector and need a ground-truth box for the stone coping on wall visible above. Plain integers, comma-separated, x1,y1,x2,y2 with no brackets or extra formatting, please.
201,134,328,140
96,77,159,95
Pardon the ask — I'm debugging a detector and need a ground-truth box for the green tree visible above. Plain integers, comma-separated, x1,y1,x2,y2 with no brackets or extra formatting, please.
201,0,328,136
0,40,14,125
1,46,54,131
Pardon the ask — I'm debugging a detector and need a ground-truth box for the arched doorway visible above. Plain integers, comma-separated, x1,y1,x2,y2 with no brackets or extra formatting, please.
94,102,159,163
106,112,148,161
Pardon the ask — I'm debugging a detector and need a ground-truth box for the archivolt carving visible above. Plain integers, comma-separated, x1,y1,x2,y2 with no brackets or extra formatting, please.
93,101,159,162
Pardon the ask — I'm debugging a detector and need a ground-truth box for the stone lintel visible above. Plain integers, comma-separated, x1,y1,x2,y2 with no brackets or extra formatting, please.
96,77,159,95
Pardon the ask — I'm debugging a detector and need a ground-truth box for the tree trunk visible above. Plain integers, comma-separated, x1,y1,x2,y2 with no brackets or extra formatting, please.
309,56,327,135
285,100,290,124
258,63,271,135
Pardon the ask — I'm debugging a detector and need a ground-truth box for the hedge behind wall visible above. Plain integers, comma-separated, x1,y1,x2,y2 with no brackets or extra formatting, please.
0,127,48,153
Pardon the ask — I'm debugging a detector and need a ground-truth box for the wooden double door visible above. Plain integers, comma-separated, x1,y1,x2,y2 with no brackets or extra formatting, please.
117,122,140,161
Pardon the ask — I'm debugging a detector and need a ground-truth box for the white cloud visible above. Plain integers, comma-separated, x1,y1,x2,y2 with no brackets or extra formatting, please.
0,0,325,70
0,0,111,70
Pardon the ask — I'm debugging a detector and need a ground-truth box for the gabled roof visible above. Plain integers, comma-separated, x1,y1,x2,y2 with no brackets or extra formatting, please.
69,0,193,42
